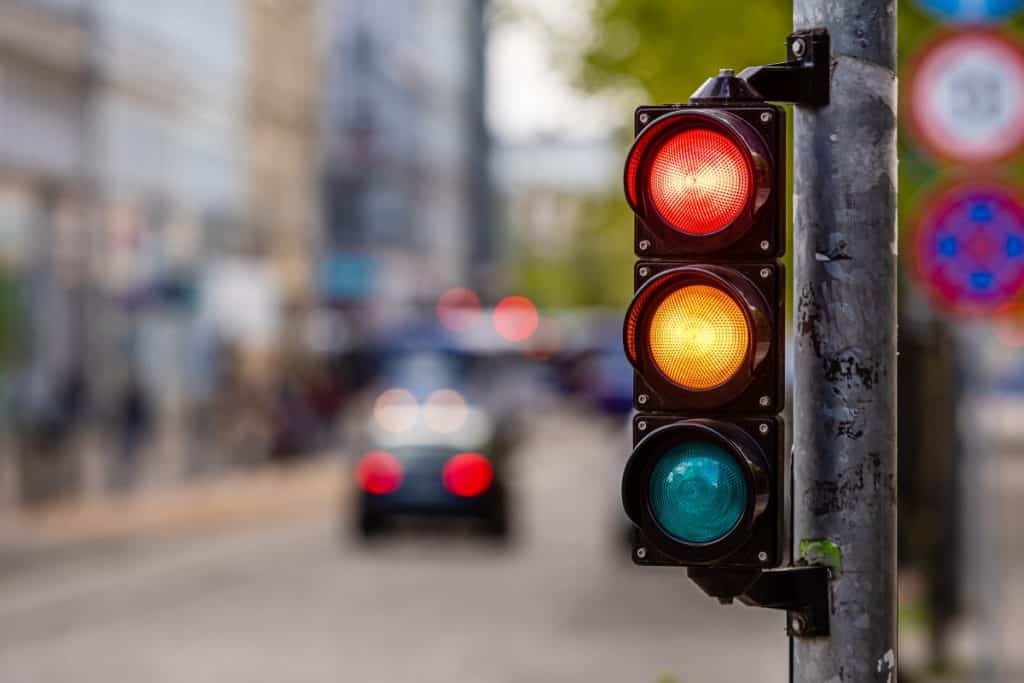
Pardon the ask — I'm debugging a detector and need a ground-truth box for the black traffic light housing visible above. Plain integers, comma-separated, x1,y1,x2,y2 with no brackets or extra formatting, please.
618,29,832,631
622,97,787,573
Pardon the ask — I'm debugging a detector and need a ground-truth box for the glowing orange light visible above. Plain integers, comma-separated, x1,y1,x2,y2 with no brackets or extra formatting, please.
648,285,750,389
648,129,752,235
423,389,468,434
437,288,482,332
373,388,418,432
493,296,539,342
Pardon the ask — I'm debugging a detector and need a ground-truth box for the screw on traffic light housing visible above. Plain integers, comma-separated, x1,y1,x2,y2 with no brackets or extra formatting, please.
620,30,832,624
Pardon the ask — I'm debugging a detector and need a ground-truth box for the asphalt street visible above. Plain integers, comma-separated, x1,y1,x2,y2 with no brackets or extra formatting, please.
0,409,787,683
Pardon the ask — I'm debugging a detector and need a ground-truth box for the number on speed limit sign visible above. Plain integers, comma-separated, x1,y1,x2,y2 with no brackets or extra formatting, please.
907,29,1024,165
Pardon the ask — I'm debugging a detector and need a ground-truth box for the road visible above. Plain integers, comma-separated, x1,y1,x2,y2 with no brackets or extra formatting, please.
0,409,786,683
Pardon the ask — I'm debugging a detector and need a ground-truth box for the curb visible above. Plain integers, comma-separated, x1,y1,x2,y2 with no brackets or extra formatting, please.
5,457,346,551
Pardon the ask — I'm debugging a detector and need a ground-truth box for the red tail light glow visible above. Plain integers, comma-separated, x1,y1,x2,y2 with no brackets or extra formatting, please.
442,452,493,497
356,450,403,495
437,287,482,332
647,129,753,235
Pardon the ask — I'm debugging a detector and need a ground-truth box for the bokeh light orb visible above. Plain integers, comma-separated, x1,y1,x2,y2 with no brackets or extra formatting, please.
493,296,539,342
356,450,403,495
423,389,468,434
373,388,419,432
442,452,493,497
437,287,482,332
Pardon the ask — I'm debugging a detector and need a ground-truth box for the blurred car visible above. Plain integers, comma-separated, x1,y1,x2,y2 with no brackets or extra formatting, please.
349,348,514,540
556,310,633,418
578,347,633,417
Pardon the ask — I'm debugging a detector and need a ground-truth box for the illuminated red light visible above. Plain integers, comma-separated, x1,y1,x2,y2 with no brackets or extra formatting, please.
647,128,752,235
493,296,539,341
356,450,403,495
437,287,482,332
442,452,493,497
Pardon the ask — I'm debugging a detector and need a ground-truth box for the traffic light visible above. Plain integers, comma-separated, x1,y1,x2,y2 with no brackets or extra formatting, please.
621,72,786,570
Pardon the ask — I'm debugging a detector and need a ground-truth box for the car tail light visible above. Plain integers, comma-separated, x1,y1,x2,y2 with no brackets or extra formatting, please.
356,450,403,495
442,452,493,497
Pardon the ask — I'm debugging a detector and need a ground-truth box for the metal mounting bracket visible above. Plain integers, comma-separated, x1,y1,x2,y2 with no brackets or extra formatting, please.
687,565,832,638
738,29,831,106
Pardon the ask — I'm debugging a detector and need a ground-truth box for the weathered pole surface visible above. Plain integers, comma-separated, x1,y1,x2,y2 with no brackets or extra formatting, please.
791,2,898,682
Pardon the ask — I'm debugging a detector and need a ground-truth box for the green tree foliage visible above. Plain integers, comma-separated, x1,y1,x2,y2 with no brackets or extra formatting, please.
508,1,791,309
577,0,790,105
511,194,634,308
508,1,1024,308
0,267,25,370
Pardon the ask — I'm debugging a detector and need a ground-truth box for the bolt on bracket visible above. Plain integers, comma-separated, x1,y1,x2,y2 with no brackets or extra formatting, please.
687,565,831,638
738,29,831,107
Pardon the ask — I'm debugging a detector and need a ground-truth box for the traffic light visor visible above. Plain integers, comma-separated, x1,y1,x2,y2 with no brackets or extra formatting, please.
648,129,752,235
648,441,747,544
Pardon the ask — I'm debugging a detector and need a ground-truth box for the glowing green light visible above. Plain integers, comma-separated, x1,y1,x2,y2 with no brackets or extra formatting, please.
649,442,747,543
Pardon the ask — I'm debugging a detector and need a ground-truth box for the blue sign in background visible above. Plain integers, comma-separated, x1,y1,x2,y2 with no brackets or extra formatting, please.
320,254,377,301
916,0,1024,22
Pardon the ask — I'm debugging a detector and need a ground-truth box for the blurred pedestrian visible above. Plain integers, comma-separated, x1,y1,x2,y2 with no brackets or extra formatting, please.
114,372,151,491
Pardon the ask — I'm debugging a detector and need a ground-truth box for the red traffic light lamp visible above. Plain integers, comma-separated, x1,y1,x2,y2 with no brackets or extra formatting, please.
626,105,784,258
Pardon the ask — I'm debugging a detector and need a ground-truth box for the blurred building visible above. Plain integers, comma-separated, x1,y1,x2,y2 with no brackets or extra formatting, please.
0,0,92,505
0,0,327,504
493,137,619,255
322,0,493,308
88,0,248,407
244,0,321,313
492,135,627,307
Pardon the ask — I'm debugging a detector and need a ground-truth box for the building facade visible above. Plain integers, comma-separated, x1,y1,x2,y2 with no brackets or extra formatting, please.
0,0,326,503
322,0,493,307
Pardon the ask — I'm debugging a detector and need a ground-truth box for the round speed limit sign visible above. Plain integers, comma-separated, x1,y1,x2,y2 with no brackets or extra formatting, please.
907,30,1024,165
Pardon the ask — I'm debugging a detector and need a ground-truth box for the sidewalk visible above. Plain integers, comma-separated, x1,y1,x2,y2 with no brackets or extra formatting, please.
0,456,346,576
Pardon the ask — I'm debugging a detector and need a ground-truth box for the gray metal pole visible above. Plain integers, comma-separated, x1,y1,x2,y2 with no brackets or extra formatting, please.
791,2,898,682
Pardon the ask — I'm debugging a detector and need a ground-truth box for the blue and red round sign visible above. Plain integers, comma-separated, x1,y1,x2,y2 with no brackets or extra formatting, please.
914,183,1024,315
